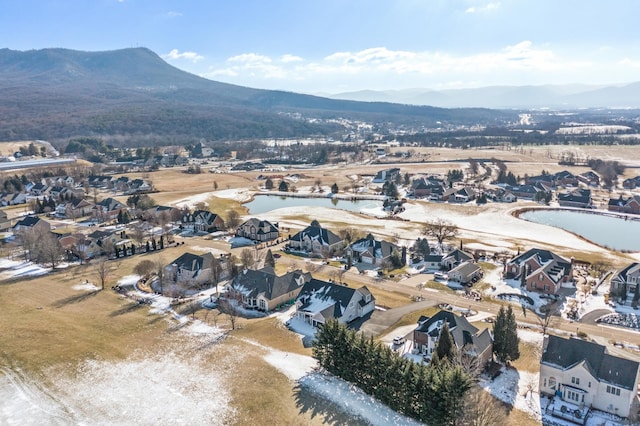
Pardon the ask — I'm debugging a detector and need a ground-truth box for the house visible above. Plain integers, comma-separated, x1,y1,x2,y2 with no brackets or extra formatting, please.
164,252,220,286
145,205,180,223
93,198,128,221
622,176,640,190
507,184,542,200
442,187,476,203
345,234,402,266
423,254,443,270
294,279,375,327
558,188,592,208
226,267,311,311
191,140,215,158
56,198,94,219
540,335,640,419
1,192,28,206
554,170,579,187
505,248,573,295
441,249,474,270
610,262,640,301
288,222,344,256
412,310,493,366
448,261,483,285
411,176,447,199
577,171,600,187
182,210,225,233
13,215,51,234
29,182,50,196
608,195,640,215
372,168,400,183
236,218,279,242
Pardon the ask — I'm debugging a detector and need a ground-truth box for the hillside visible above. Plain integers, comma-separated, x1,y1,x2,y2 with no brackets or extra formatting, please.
0,47,513,144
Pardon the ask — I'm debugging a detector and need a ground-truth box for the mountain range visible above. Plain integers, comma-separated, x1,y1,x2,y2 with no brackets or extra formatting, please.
0,47,511,144
323,82,640,109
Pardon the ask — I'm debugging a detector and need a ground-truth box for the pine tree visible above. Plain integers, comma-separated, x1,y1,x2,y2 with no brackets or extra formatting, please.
504,305,520,361
435,322,455,362
492,306,506,362
265,249,275,268
331,182,339,194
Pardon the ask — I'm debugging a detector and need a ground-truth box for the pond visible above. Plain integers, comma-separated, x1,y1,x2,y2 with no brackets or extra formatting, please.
519,209,640,251
244,195,383,215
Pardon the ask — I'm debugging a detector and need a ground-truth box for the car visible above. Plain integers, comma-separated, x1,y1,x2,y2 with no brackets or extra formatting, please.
393,336,406,346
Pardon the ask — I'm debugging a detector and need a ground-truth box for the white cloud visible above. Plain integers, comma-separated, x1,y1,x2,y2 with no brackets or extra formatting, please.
465,2,500,14
281,54,303,63
166,11,183,17
162,49,204,63
198,42,610,92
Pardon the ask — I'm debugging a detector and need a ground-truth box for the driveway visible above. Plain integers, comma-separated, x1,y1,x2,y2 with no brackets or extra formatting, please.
359,299,437,337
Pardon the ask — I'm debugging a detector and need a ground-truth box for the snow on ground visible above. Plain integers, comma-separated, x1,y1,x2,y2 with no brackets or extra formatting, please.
71,281,100,291
0,260,49,280
482,367,541,421
518,329,545,346
299,372,424,426
171,187,252,208
263,349,317,381
482,266,549,313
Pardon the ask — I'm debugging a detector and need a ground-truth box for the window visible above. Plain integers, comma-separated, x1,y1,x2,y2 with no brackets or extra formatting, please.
606,385,621,396
544,378,547,387
549,377,557,390
588,382,591,388
571,377,580,385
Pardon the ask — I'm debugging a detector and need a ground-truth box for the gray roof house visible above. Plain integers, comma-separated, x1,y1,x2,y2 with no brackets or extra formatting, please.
540,335,640,419
345,234,402,266
226,267,311,311
294,279,375,327
236,218,279,242
288,222,344,256
412,310,493,366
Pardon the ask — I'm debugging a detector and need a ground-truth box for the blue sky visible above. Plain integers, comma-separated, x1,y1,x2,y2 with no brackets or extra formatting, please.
1,0,639,93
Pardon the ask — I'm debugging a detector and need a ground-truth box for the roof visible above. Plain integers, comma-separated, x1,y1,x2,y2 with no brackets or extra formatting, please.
349,236,398,260
296,279,373,320
231,267,311,301
239,218,279,234
290,224,343,246
542,335,640,390
169,252,206,272
611,263,640,284
415,310,492,354
450,261,481,277
14,215,41,227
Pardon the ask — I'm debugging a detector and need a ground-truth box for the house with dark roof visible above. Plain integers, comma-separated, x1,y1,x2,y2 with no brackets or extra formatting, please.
13,215,51,234
288,222,344,256
507,184,543,200
554,170,579,187
372,168,401,183
610,262,640,303
164,251,223,286
540,335,640,419
411,176,446,199
622,176,640,190
226,267,311,311
558,188,592,208
608,195,640,215
442,186,476,203
345,234,402,266
412,310,493,366
236,218,279,242
505,248,573,295
577,171,600,187
441,249,474,270
182,210,225,233
294,279,375,327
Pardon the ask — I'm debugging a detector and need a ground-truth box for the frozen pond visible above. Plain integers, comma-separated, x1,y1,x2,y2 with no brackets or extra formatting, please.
245,195,383,214
519,209,640,251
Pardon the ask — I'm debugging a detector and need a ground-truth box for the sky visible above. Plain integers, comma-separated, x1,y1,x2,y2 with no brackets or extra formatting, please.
1,0,639,94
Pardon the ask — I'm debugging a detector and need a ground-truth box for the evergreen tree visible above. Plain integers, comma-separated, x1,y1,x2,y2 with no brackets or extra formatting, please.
265,249,275,268
504,305,520,361
492,306,506,361
331,182,339,193
265,178,274,190
159,235,164,249
435,322,455,362
493,306,520,362
151,238,157,250
146,241,150,252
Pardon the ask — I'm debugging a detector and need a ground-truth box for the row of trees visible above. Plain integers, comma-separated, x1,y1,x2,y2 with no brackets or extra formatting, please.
313,320,506,425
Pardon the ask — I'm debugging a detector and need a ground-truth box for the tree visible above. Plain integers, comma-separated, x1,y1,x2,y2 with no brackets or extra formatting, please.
218,297,240,330
331,182,339,194
434,322,455,362
423,218,458,246
240,248,255,269
265,178,274,190
461,388,508,426
493,305,520,363
35,232,65,269
225,209,241,230
412,238,430,260
278,180,289,192
264,249,275,268
134,259,155,277
94,259,112,290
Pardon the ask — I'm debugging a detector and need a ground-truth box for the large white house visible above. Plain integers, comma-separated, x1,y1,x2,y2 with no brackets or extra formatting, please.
540,335,640,420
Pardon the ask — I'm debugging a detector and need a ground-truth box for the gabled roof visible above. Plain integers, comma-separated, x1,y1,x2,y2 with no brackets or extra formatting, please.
14,215,42,228
611,262,640,284
96,197,126,210
296,279,372,320
542,335,639,390
239,218,279,234
290,224,342,246
231,267,311,300
450,261,481,277
415,310,492,354
443,249,473,264
169,252,207,272
349,236,398,260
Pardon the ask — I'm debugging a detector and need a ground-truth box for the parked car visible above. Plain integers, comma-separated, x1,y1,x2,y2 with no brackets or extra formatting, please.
393,336,406,346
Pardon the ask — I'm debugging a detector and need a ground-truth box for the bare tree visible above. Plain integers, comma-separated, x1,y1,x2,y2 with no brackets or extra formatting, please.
240,248,255,269
133,259,156,277
155,256,166,294
225,209,241,230
218,297,240,330
131,226,146,248
94,259,113,290
461,388,508,426
36,232,65,269
423,218,459,246
16,228,38,261
536,312,557,336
